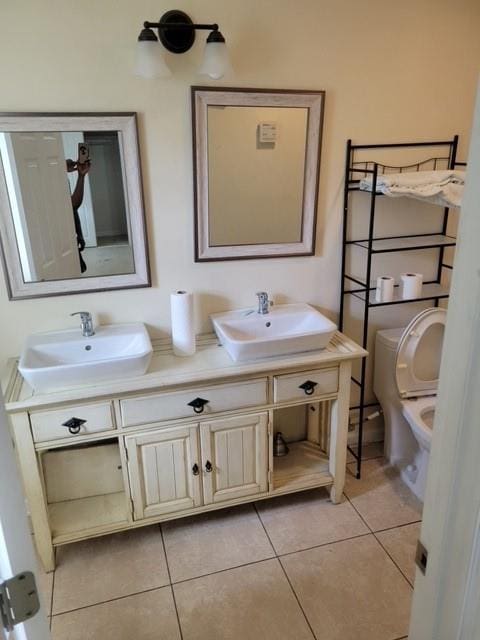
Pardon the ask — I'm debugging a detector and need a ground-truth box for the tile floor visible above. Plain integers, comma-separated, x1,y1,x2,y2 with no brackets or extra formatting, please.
37,452,422,640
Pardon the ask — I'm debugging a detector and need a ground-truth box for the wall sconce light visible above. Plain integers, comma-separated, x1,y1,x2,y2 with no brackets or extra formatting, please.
135,10,231,80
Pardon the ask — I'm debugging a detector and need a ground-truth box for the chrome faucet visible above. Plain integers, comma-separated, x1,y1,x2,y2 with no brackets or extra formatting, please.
256,291,271,315
71,311,95,337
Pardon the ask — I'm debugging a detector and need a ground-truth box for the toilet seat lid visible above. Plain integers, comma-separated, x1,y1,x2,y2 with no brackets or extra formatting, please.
395,307,447,398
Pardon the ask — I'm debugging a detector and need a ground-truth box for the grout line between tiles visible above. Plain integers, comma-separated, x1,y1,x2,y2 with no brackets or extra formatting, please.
343,493,374,533
373,531,415,589
160,524,184,640
253,503,317,640
374,519,422,534
277,557,317,640
344,489,422,536
342,493,415,586
344,486,420,589
276,531,372,559
252,502,277,556
171,555,277,586
344,493,415,590
162,503,277,586
167,527,377,588
49,565,55,619
51,584,172,618
46,545,56,623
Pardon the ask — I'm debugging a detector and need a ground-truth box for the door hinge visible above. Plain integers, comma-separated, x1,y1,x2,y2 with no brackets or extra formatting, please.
415,540,428,575
0,571,40,632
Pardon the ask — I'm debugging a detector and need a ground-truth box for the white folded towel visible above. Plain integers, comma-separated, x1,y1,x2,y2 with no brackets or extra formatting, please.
359,169,465,208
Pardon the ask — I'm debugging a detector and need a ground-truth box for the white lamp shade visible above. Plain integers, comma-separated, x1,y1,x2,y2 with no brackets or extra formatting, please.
198,41,232,80
134,40,172,79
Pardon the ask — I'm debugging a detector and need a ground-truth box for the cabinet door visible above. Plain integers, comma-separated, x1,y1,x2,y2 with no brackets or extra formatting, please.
200,413,268,505
125,425,202,520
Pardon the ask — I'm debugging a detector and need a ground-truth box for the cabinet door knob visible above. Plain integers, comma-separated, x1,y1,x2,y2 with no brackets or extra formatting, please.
61,417,87,435
187,397,210,414
299,380,318,396
205,460,213,473
192,463,200,476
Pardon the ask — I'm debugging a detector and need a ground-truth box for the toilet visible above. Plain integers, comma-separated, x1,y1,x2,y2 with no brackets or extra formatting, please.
373,307,446,501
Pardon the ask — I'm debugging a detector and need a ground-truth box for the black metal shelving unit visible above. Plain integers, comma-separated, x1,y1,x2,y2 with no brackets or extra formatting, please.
340,136,463,479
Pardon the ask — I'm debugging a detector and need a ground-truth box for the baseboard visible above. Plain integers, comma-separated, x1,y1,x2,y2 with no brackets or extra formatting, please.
348,414,384,446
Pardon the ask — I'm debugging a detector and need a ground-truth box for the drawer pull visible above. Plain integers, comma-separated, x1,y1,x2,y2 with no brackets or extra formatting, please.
61,417,87,435
187,397,210,414
192,463,200,476
205,460,213,473
299,380,318,396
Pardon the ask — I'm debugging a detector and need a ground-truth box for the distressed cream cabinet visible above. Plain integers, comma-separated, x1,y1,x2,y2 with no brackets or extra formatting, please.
2,332,366,572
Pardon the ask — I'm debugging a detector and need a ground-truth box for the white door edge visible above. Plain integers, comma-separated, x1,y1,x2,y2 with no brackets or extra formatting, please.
409,80,480,640
0,393,51,640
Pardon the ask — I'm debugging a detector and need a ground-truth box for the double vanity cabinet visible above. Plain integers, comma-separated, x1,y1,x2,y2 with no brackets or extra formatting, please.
3,332,366,572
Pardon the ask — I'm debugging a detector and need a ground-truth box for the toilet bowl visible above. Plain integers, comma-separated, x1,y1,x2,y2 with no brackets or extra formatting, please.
374,307,446,501
400,396,435,498
402,397,435,451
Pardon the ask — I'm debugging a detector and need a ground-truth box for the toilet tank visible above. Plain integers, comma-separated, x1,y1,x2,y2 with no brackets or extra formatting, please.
373,327,404,403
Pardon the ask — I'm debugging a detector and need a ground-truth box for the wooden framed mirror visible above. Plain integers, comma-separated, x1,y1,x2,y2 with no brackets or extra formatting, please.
0,112,150,299
192,87,325,261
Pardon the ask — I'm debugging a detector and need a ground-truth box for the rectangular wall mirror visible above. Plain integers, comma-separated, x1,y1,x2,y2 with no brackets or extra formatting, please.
0,112,150,299
192,87,325,261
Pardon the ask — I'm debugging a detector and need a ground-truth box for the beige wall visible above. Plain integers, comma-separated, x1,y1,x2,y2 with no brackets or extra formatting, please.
0,0,479,366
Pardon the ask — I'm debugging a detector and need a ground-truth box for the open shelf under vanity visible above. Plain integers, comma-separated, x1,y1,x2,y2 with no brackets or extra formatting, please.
273,441,331,491
271,401,333,493
40,438,130,543
49,492,129,543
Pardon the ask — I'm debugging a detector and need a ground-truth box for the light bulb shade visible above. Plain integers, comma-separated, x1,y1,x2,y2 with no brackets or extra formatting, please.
134,40,172,79
198,40,231,80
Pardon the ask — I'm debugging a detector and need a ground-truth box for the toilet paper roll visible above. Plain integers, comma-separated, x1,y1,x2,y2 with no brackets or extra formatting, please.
400,273,423,299
375,276,395,303
171,291,196,357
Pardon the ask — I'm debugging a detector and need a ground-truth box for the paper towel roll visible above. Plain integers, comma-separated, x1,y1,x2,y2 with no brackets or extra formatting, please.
375,276,395,303
400,273,423,299
171,291,196,357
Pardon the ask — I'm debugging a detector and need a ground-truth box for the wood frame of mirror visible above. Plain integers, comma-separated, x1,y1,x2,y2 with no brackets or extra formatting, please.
192,87,325,261
0,112,150,300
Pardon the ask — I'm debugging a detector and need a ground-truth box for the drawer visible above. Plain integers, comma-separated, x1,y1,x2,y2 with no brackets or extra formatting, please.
120,378,268,427
30,402,115,443
273,367,338,404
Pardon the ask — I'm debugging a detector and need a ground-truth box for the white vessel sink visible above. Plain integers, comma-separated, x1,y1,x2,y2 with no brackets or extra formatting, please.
211,303,337,362
19,323,153,392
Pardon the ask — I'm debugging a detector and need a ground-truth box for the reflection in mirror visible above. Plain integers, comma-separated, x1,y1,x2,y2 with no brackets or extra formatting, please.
192,87,325,261
0,130,133,282
0,113,149,299
207,106,308,246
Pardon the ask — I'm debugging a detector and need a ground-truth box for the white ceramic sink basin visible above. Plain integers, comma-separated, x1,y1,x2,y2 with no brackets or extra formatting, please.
19,323,153,392
211,303,337,362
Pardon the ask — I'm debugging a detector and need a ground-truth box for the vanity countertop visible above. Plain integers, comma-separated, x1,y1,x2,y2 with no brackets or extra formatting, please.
2,331,367,413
